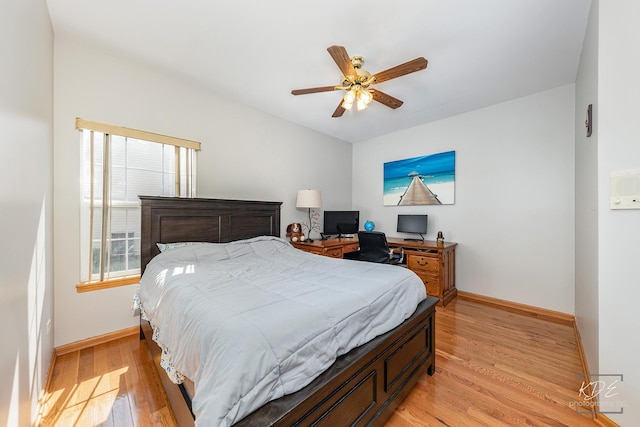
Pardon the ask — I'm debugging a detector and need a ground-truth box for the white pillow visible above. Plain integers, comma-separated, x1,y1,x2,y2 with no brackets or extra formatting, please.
156,242,207,252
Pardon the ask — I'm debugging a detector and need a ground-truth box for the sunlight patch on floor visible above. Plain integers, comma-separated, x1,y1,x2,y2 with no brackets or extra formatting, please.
38,367,129,426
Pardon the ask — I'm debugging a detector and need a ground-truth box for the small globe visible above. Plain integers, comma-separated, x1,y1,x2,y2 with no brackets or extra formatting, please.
364,220,375,231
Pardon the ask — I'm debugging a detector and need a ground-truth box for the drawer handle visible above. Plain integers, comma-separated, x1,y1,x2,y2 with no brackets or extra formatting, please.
416,259,429,266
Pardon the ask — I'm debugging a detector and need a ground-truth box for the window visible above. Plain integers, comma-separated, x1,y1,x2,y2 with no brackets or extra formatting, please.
77,118,200,291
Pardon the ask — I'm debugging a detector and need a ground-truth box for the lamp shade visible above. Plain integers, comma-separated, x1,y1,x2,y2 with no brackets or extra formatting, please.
296,189,322,208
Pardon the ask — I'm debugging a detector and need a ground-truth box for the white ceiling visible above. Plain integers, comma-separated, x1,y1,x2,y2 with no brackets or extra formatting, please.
46,0,592,143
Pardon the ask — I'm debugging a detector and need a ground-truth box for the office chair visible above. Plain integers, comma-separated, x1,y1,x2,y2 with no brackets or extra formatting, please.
357,231,404,265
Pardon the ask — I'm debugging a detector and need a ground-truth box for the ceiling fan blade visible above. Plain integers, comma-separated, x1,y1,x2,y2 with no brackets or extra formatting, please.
373,57,428,84
327,45,357,78
332,100,346,118
291,85,337,95
372,90,404,109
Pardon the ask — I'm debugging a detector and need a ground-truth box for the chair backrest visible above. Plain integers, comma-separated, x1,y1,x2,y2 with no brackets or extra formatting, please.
357,231,391,263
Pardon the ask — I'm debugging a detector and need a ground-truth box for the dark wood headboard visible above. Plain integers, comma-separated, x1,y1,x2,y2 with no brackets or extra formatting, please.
139,196,282,274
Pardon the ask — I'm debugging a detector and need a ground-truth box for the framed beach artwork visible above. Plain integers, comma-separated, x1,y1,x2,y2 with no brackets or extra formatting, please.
383,150,455,206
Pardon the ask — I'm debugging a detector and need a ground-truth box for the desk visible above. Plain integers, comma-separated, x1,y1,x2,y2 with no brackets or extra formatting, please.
292,237,457,306
291,238,360,258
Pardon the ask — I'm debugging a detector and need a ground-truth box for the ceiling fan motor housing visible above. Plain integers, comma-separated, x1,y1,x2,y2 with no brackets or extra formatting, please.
342,56,374,87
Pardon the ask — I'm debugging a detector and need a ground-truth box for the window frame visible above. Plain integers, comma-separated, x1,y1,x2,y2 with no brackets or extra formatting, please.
76,118,200,292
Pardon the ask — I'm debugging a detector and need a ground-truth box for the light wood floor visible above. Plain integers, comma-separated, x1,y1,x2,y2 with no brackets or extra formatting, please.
37,298,600,426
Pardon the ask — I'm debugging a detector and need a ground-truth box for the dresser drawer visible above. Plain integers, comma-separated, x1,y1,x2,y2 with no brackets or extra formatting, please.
343,243,360,253
407,255,440,273
415,272,440,296
324,247,344,258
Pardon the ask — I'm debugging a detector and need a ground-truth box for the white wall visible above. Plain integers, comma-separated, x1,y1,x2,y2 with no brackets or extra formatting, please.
53,35,352,346
574,0,599,381
0,0,54,425
597,0,640,422
353,85,576,313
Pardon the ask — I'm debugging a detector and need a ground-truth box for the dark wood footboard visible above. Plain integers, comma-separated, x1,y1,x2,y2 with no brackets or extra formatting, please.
235,296,437,426
140,296,436,426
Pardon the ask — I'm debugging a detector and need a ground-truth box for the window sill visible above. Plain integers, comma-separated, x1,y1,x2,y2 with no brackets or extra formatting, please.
76,275,141,293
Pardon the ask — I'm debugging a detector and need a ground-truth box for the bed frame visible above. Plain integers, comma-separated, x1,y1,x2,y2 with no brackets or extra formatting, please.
139,196,437,426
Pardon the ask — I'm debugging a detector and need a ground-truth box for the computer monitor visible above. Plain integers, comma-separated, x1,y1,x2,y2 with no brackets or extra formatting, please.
323,211,359,237
397,214,428,240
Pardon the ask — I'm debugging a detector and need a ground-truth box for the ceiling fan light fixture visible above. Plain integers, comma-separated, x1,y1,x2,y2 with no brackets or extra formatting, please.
342,86,373,112
341,87,357,110
359,88,373,104
356,87,373,111
343,87,357,103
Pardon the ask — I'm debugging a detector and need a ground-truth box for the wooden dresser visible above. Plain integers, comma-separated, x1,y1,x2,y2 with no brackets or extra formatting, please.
396,240,457,307
292,237,457,306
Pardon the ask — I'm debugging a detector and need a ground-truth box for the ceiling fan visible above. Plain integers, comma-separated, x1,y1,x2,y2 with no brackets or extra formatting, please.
291,45,428,118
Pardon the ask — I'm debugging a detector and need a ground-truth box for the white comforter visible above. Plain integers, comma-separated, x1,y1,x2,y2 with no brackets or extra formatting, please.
138,236,426,426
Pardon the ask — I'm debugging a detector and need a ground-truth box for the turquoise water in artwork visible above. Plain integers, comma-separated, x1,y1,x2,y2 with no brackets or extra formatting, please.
383,171,455,194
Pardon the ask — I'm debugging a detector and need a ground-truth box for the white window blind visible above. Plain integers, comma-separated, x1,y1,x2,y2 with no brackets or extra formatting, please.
77,118,200,287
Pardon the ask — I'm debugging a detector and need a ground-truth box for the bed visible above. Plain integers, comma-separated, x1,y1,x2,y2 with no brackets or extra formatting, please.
137,196,437,426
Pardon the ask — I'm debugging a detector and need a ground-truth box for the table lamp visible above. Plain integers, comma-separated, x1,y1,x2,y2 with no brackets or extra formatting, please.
296,189,322,242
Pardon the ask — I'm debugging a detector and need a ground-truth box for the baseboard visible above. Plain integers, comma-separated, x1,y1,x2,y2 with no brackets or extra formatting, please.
571,323,621,426
456,290,575,325
572,318,600,424
55,325,139,356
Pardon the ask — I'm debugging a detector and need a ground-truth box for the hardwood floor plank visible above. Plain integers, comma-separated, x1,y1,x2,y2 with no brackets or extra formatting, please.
39,299,604,426
434,357,589,426
91,342,114,426
39,352,80,426
138,341,177,417
120,337,152,427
